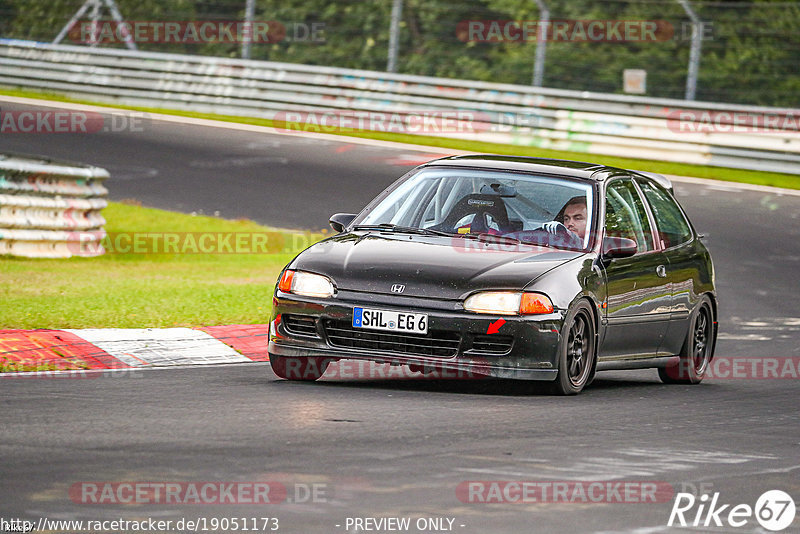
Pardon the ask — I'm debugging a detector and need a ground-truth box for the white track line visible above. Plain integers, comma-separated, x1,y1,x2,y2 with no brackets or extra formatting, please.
65,327,251,367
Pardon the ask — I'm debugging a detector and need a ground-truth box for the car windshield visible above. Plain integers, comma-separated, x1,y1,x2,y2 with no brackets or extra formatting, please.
357,167,595,251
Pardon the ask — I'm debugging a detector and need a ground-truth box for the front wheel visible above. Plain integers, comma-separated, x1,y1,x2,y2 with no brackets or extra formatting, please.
269,354,330,381
550,302,596,395
659,296,715,384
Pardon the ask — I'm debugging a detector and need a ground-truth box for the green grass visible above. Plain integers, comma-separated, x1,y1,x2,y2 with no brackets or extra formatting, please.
0,201,325,328
2,86,798,191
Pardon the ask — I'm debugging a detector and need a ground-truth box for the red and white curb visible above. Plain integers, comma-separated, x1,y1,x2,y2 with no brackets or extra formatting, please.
0,325,268,373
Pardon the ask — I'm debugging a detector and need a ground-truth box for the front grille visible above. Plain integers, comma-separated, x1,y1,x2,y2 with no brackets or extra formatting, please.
470,334,514,355
283,314,319,337
323,319,460,358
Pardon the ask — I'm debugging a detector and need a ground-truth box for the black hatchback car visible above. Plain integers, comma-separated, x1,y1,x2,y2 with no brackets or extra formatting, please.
268,156,717,394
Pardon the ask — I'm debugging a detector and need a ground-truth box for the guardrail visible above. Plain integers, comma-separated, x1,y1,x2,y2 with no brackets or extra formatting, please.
0,153,109,258
0,39,798,175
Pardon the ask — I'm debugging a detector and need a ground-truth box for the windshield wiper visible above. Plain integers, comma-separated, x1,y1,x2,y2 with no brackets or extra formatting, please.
476,233,523,245
457,232,551,248
352,223,454,237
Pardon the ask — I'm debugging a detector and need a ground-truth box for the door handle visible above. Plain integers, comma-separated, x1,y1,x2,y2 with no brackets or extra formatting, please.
656,265,667,278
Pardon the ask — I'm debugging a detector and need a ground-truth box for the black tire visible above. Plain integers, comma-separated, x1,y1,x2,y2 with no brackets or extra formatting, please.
269,354,330,381
549,301,597,395
659,296,715,384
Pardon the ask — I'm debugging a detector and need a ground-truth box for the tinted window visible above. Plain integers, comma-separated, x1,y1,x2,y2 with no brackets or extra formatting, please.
637,179,693,248
605,179,654,253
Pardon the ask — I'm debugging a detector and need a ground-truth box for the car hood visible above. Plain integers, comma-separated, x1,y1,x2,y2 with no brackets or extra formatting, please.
291,232,585,300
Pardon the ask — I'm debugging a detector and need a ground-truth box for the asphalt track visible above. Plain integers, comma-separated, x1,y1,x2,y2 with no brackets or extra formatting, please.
2,100,799,533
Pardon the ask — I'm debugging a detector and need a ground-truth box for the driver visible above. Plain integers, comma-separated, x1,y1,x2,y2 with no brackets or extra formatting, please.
560,196,588,240
539,195,587,245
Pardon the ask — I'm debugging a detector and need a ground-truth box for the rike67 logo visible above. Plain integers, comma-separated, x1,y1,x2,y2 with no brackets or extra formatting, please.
668,490,796,531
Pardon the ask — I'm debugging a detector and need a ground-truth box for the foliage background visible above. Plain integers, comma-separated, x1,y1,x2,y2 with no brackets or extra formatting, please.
1,0,797,106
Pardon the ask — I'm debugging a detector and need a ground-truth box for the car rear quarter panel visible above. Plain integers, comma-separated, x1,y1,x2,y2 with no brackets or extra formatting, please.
659,237,716,355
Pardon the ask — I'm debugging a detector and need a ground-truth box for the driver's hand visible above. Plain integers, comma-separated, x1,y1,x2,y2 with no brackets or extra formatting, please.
541,221,581,245
541,221,563,234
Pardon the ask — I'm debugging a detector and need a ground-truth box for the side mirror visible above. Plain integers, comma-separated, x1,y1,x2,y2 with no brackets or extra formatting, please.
602,236,638,259
329,213,357,233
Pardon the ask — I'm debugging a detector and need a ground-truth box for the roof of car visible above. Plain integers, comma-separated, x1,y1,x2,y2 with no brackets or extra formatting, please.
420,155,673,191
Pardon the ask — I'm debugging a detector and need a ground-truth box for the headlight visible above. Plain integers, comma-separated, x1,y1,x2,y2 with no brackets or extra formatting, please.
464,291,554,315
278,270,335,298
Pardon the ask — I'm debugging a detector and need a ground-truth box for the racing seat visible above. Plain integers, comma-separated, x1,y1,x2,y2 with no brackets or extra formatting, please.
436,193,511,234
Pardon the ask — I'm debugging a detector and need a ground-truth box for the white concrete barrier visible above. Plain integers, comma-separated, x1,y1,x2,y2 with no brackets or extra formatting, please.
0,153,109,258
0,39,798,174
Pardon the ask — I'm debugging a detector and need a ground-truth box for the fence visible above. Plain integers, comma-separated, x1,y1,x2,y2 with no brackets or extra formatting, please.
0,39,798,175
0,152,109,258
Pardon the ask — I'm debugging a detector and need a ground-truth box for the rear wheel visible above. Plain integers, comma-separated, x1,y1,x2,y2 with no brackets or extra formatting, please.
269,354,330,381
659,297,714,384
550,302,596,395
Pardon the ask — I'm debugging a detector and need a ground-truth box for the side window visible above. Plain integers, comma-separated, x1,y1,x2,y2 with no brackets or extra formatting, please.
605,179,654,253
637,179,693,248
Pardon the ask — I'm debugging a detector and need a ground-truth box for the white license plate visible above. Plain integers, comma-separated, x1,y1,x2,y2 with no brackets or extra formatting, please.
352,307,428,335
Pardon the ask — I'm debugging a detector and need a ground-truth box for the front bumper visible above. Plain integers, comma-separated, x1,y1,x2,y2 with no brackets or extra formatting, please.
268,290,565,381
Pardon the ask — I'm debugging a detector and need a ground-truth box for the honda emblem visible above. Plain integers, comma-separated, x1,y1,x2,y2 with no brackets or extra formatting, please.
390,284,405,294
